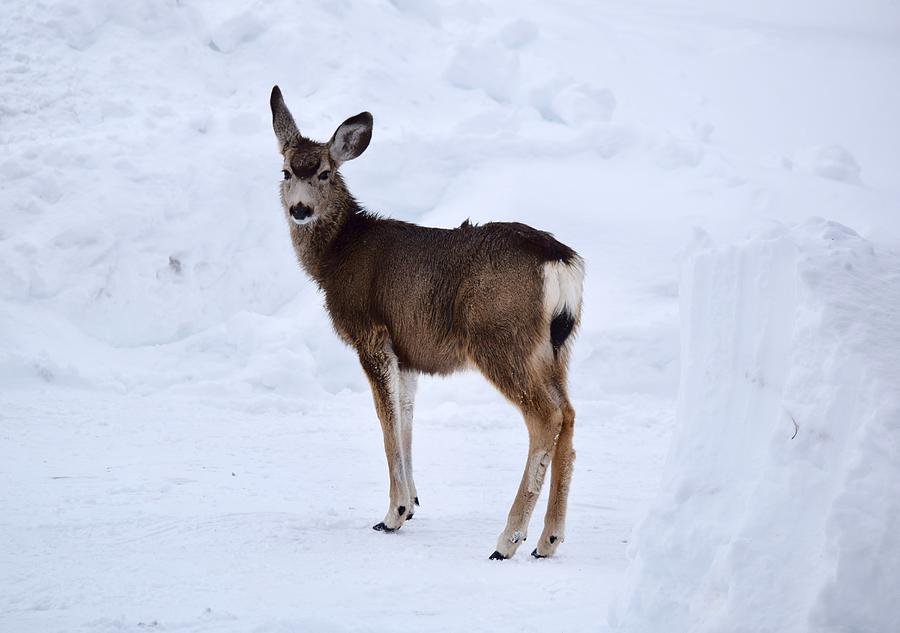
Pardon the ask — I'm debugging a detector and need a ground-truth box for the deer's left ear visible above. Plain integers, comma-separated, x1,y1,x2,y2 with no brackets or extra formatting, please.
328,112,373,165
270,85,299,152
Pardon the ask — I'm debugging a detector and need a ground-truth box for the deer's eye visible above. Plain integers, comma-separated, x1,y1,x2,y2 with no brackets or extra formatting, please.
318,170,331,181
282,170,291,180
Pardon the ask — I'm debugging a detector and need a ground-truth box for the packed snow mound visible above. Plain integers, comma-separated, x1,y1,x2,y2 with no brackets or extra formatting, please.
611,219,900,632
794,145,863,185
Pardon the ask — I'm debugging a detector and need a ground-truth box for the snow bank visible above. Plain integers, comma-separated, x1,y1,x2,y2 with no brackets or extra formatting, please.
611,219,900,632
795,145,863,185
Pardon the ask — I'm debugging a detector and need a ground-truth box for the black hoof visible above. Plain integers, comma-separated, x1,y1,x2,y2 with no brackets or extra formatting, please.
397,506,406,516
549,535,558,544
406,513,414,520
489,550,507,561
414,496,420,506
372,522,396,533
531,548,547,559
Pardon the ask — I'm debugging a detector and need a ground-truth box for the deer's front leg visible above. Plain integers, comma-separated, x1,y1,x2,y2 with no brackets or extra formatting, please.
358,328,411,532
398,369,419,520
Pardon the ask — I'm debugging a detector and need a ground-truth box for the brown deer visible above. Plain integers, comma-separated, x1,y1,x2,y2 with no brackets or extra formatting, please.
269,86,583,559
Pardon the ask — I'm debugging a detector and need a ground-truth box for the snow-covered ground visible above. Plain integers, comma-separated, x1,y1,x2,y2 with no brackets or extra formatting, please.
2,1,898,631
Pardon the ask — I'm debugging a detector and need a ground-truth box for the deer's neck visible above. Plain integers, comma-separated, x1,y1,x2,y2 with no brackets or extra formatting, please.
290,189,359,286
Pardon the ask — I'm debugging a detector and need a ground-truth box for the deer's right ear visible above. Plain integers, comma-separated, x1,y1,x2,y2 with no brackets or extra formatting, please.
270,85,299,152
328,112,373,165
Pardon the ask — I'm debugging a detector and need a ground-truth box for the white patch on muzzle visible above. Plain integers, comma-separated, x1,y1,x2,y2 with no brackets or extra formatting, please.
285,179,317,226
291,213,315,226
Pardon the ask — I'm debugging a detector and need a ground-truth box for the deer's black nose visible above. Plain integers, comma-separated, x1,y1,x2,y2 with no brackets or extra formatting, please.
290,204,313,221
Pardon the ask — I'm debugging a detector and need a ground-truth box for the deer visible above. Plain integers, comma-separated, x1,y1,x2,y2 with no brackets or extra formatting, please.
269,86,584,560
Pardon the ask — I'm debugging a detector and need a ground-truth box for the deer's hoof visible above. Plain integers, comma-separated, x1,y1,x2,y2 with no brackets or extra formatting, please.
531,548,548,559
489,550,507,561
406,512,414,520
372,522,396,533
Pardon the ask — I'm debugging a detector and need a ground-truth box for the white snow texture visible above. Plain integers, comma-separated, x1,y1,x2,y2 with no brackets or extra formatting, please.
2,0,899,632
611,220,900,632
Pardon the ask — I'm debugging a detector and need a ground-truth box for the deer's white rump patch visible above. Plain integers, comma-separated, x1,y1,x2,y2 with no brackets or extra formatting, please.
542,259,585,320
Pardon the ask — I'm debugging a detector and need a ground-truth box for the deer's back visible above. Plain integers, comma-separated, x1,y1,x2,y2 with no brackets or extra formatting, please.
320,213,578,375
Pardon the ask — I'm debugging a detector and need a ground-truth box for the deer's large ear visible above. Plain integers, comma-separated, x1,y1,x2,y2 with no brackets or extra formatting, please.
328,112,373,165
270,85,299,151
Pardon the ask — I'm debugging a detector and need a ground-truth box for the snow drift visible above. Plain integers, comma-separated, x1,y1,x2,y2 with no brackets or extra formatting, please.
611,219,900,632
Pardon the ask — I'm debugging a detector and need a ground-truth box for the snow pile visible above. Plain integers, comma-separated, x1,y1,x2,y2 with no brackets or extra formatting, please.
793,145,863,185
611,218,900,632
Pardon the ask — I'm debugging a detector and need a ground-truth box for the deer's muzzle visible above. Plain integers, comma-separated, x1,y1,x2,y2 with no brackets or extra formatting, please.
290,203,314,224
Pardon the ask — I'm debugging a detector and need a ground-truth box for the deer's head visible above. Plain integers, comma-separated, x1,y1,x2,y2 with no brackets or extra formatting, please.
270,85,372,226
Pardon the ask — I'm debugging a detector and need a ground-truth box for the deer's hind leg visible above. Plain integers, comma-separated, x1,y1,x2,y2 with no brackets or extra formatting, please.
532,372,576,558
470,339,563,560
357,326,413,532
492,391,562,560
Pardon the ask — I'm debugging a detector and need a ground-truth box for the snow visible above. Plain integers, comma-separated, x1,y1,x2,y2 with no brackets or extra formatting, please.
610,220,900,632
2,0,899,631
2,390,670,632
794,145,864,185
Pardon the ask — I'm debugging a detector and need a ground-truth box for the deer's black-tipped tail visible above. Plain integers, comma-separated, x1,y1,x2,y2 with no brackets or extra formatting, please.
550,310,577,355
542,257,584,358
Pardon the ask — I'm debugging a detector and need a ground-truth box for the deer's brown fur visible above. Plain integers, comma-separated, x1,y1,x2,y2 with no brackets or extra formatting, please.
270,86,583,559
